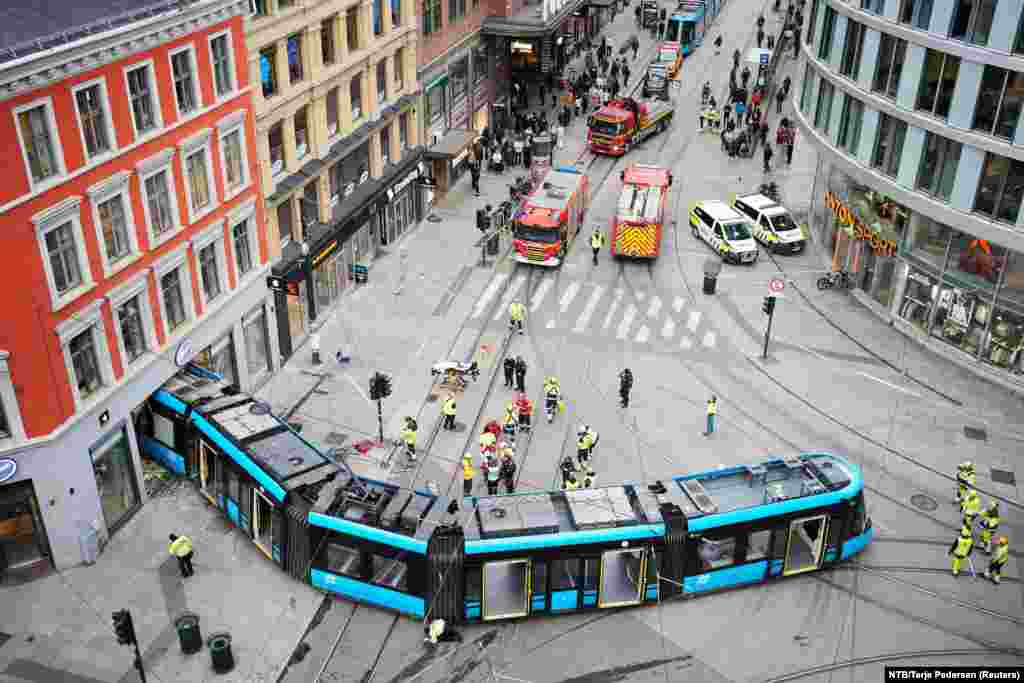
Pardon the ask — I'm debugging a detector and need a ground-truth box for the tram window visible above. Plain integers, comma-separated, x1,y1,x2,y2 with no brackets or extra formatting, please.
532,561,547,593
698,536,736,570
209,455,224,499
746,530,772,561
323,541,363,578
465,567,482,601
153,412,176,447
827,516,843,548
646,550,662,583
583,558,599,591
225,467,239,502
371,554,408,591
551,559,579,590
849,494,866,537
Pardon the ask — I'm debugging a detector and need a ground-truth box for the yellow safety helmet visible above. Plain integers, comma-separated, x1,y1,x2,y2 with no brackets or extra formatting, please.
988,501,999,512
463,453,473,462
961,527,972,537
998,537,1009,545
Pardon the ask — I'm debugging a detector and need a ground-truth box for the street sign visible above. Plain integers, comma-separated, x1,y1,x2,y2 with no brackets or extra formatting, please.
768,277,785,294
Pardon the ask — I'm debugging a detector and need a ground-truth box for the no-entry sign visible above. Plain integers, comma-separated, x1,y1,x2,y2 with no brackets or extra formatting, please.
768,278,786,294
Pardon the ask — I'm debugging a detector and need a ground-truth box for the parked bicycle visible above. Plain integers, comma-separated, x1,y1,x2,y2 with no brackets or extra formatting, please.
817,270,853,290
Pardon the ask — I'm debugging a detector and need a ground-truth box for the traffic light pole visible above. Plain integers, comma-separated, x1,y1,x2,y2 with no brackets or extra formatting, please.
132,640,147,683
376,398,384,444
762,306,774,359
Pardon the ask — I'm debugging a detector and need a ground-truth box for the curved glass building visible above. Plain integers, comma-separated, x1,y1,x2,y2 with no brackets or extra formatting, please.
794,0,1024,392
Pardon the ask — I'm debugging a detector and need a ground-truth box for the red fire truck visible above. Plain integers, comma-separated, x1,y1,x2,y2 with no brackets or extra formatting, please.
512,167,591,267
610,164,672,258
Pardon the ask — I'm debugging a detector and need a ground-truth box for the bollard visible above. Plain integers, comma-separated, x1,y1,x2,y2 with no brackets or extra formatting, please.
311,334,321,365
207,633,234,674
702,257,723,295
175,613,202,655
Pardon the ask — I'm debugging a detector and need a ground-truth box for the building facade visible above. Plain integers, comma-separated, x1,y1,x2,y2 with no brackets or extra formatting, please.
249,0,424,361
795,0,1024,394
0,0,275,576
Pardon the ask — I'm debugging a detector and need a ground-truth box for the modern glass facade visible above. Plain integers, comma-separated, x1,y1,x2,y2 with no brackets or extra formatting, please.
797,0,1024,386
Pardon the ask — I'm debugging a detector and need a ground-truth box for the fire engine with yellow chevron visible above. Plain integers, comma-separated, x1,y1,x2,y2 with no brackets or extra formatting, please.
610,163,672,259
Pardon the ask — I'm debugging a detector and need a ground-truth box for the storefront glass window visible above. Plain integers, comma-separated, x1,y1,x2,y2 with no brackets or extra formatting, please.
330,142,370,204
974,152,1024,224
91,429,141,531
899,268,939,333
287,281,308,348
902,214,951,271
244,308,271,378
427,84,446,124
981,305,1024,372
194,334,238,387
451,58,468,104
473,45,487,84
510,40,539,71
916,132,960,201
1000,250,1024,313
946,232,1005,289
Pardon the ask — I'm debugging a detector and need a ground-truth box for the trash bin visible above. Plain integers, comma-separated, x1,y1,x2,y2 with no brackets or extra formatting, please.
175,613,202,655
702,257,723,295
487,233,499,255
207,633,234,674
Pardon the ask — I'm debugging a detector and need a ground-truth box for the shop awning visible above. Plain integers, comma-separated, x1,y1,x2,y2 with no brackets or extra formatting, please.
424,129,479,160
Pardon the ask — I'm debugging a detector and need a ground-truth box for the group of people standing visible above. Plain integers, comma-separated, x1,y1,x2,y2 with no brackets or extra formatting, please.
949,461,1010,584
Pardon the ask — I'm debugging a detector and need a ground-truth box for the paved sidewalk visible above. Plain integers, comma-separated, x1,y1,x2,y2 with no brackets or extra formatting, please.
0,482,322,683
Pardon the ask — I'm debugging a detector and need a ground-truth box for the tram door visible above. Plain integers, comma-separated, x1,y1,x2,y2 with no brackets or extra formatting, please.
198,440,216,503
482,559,531,621
598,548,646,608
253,490,276,561
783,515,828,576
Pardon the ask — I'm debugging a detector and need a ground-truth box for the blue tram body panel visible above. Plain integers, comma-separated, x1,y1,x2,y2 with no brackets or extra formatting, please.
685,561,769,594
139,436,186,475
550,590,579,612
842,524,875,559
309,512,428,555
465,524,664,556
311,569,426,617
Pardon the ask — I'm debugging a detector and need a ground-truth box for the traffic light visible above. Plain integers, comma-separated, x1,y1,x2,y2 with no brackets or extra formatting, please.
369,372,392,400
762,296,776,316
112,609,136,646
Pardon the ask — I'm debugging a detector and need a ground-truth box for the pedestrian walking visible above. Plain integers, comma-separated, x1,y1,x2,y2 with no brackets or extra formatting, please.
635,3,641,26
591,229,606,265
470,158,481,196
767,34,775,50
442,393,457,430
785,125,796,164
733,48,741,68
978,502,1001,553
632,37,639,60
659,20,666,39
782,75,792,97
401,416,417,463
775,87,785,114
514,356,527,393
560,455,577,487
503,356,516,388
486,454,501,495
509,300,526,334
500,451,517,493
949,527,974,577
741,66,751,89
623,63,631,85
619,368,633,407
462,454,475,496
757,27,764,47
984,537,1010,584
611,59,620,81
168,533,194,578
515,393,533,431
793,28,801,57
763,143,773,173
704,397,717,436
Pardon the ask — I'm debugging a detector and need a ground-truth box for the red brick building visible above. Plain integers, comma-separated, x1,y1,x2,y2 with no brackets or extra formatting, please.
0,0,276,575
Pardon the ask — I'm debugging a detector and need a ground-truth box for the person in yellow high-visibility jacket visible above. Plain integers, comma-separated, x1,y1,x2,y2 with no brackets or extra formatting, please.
985,537,1010,584
956,461,976,503
441,394,457,430
168,533,194,578
704,397,718,436
978,501,1000,553
462,454,476,497
509,302,526,334
948,527,973,577
961,489,982,528
400,417,417,462
590,230,606,266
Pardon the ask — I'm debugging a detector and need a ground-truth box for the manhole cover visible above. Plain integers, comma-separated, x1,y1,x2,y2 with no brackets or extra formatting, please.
910,494,938,511
325,432,348,445
452,422,467,433
992,468,1016,486
963,426,987,441
0,632,10,649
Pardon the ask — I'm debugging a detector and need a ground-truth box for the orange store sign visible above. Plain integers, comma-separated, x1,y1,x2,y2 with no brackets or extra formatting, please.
824,191,898,257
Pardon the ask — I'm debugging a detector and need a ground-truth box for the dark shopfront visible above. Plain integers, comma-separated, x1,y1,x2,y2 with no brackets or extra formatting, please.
269,152,424,361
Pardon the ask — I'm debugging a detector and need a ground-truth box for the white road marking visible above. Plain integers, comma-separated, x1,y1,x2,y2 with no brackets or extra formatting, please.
635,325,650,343
602,288,624,330
856,371,922,398
617,304,637,340
546,318,556,329
680,336,693,350
673,296,685,313
471,273,508,318
646,296,662,318
529,275,554,312
574,284,606,333
559,281,581,313
344,374,374,405
687,310,702,332
661,318,676,339
492,273,526,321
702,331,716,348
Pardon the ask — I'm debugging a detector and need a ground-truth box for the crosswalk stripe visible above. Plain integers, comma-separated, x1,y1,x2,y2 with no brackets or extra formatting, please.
602,289,624,331
702,331,716,348
687,310,702,332
673,296,685,313
573,284,605,333
492,273,526,321
635,325,650,343
546,319,556,329
680,336,693,350
661,318,675,339
529,275,553,312
472,273,508,319
646,296,662,318
559,281,581,313
616,304,637,340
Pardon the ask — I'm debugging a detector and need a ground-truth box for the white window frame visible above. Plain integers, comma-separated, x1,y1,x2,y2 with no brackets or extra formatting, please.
208,30,238,101
216,111,250,201
55,299,115,409
153,243,195,341
168,44,202,121
136,148,183,249
0,351,27,446
123,59,164,142
228,198,260,285
178,128,217,224
105,268,158,371
13,96,67,192
33,196,94,312
88,170,142,278
71,77,118,163
191,219,230,311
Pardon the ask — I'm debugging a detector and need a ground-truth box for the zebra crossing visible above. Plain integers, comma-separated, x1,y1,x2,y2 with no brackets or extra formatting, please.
470,272,719,349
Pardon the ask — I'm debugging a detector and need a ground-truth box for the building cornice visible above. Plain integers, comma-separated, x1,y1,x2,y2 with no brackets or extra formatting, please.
0,0,249,103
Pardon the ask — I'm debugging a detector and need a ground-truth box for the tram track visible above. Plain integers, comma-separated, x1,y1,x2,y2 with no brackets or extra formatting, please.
314,607,401,683
836,562,1022,586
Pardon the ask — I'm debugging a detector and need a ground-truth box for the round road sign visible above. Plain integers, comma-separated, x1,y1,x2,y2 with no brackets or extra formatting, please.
768,278,786,293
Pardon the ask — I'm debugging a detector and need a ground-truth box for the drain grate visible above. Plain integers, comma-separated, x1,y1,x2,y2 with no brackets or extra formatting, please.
991,468,1016,486
324,432,348,446
963,426,988,441
910,494,938,511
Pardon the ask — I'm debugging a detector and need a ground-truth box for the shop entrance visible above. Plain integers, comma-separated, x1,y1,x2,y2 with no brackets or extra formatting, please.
253,489,276,560
783,515,827,576
0,481,51,582
133,404,186,496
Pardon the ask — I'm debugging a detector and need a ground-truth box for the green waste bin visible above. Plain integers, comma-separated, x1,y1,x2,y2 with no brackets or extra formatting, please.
207,633,235,674
175,613,202,655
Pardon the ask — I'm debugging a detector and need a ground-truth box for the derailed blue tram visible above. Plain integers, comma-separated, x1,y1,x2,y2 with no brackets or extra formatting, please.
140,366,873,624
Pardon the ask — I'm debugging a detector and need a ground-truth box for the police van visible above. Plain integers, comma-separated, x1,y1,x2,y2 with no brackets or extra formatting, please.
733,193,806,255
690,200,759,264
